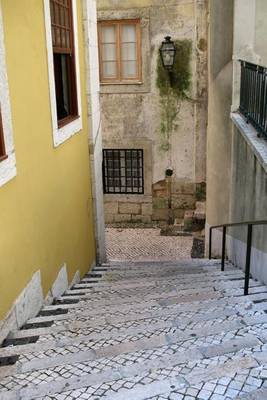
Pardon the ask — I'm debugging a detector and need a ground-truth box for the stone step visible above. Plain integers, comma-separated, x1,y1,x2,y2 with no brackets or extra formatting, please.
96,259,222,271
1,260,267,400
39,289,267,323
15,296,241,340
1,312,267,376
7,298,265,342
77,270,246,292
44,356,267,400
40,290,223,314
80,267,242,286
24,290,267,327
89,262,234,275
60,281,263,306
64,276,245,297
0,334,261,398
87,264,232,279
0,337,265,399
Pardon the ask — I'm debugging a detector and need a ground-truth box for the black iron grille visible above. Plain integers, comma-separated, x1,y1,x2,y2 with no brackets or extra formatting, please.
103,149,144,194
239,60,267,139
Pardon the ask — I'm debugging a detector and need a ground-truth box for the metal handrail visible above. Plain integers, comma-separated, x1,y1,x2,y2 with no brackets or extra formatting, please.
209,220,267,295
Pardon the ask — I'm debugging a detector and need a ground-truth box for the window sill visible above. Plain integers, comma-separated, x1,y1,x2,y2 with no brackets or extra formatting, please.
58,114,80,129
231,112,267,173
53,115,82,148
100,81,143,86
0,152,16,188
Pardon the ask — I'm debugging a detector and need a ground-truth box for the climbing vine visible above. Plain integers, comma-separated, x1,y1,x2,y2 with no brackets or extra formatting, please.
156,39,192,152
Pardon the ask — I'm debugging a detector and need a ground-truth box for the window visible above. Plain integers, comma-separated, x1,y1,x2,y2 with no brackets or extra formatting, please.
103,149,144,194
0,3,16,187
0,109,6,161
98,20,141,83
44,0,82,147
50,0,78,126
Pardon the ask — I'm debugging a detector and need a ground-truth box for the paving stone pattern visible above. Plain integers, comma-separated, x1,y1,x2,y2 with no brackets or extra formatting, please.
1,260,267,399
106,228,193,261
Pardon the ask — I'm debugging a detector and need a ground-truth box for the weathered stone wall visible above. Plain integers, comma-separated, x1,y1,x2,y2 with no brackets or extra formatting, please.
227,120,267,285
97,0,208,224
206,0,267,287
205,0,234,254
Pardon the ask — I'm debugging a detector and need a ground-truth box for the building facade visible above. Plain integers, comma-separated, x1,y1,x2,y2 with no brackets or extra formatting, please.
97,0,208,225
0,0,105,343
207,0,267,283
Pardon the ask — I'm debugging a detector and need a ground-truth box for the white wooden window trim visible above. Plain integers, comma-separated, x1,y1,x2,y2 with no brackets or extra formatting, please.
0,4,16,188
44,0,82,148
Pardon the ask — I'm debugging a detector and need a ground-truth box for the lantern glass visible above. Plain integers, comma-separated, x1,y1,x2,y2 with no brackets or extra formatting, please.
160,36,176,71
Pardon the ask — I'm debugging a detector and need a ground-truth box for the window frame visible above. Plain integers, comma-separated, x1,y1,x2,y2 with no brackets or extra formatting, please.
0,109,7,162
44,0,82,148
50,0,78,128
98,19,142,84
0,3,16,187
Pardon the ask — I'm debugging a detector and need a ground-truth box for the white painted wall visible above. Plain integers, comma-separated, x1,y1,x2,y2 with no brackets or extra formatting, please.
82,0,106,263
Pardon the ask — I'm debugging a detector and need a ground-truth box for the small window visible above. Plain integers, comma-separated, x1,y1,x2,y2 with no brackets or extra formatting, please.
50,0,78,126
98,20,141,83
0,109,6,161
103,149,144,194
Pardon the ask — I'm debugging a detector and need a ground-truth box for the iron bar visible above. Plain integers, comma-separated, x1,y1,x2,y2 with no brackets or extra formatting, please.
103,149,144,194
209,227,212,260
244,224,253,296
239,61,267,139
209,221,266,297
221,226,226,272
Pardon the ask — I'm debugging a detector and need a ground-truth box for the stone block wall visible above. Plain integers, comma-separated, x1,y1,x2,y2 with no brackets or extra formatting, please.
152,179,204,223
104,196,153,224
104,179,206,225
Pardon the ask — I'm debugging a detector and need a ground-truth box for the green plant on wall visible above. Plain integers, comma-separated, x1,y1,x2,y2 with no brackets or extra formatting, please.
156,39,192,151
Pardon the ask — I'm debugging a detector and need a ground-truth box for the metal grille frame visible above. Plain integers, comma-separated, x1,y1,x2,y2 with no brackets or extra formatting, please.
239,60,267,139
103,149,144,195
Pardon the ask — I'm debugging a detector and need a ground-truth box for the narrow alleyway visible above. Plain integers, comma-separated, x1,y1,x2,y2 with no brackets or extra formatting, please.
1,260,267,399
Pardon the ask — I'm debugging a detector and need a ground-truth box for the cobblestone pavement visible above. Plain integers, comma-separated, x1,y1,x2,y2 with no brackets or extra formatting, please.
106,228,193,261
1,259,267,399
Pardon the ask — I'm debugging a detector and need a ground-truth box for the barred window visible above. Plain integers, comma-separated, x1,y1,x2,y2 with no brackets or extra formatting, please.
50,0,78,126
98,20,141,83
103,149,144,194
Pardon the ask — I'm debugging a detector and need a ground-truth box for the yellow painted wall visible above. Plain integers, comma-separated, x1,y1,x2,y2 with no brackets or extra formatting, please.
0,0,96,320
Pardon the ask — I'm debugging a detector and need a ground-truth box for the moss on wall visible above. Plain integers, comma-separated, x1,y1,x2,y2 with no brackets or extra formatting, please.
156,39,192,151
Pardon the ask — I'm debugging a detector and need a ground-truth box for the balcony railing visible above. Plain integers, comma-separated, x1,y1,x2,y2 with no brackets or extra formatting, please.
239,60,267,139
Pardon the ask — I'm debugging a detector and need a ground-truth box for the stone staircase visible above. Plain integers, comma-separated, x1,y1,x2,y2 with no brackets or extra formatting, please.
1,260,267,399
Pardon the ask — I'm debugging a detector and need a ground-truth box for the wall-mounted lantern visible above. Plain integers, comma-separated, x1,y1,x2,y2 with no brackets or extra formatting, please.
159,36,176,71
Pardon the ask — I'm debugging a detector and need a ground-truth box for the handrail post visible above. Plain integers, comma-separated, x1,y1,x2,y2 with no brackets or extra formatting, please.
209,228,212,259
244,224,253,295
221,226,226,271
